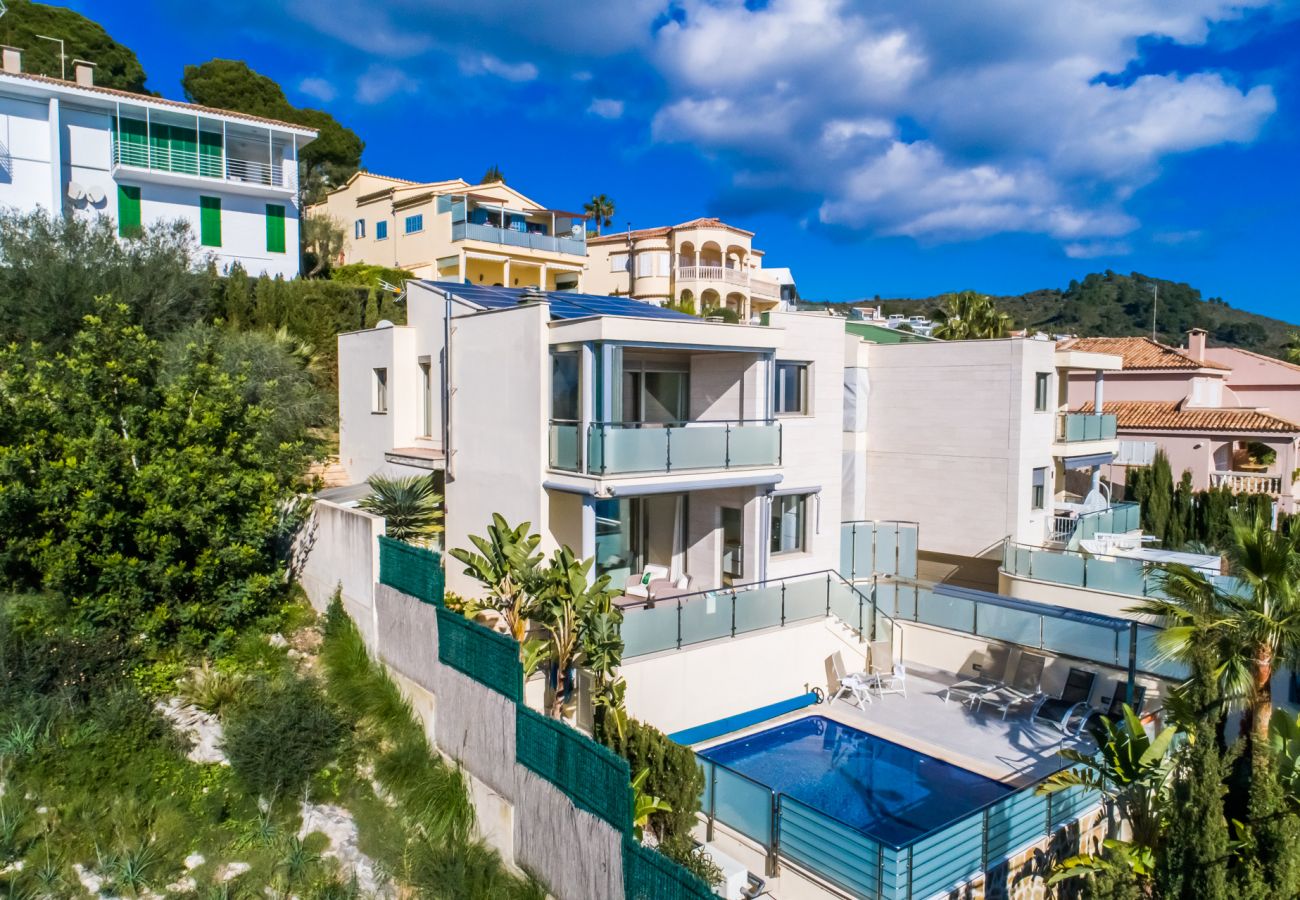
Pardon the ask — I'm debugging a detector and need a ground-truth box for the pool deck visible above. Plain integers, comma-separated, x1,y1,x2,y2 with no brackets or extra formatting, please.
693,666,1094,788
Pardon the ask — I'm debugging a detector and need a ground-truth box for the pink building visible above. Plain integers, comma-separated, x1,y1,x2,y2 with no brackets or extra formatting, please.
1061,330,1300,512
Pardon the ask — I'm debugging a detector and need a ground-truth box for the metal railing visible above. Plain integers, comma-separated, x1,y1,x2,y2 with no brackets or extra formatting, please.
1049,515,1077,544
1056,412,1117,442
619,570,894,660
451,221,586,256
1210,470,1283,495
549,419,781,475
700,747,1101,899
113,140,285,187
1050,502,1141,547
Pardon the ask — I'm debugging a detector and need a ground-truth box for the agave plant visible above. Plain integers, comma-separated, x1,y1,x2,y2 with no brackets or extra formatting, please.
360,474,444,545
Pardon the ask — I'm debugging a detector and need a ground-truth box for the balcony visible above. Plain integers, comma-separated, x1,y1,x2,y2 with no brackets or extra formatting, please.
1210,471,1283,495
452,221,586,257
112,136,291,192
1049,502,1140,547
549,419,781,476
1055,412,1117,442
676,265,751,287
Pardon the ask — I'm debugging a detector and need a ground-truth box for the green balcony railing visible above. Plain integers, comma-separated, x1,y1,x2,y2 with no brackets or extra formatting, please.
1057,412,1117,442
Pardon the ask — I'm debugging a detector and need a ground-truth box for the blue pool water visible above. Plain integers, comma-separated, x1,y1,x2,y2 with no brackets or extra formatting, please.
699,716,1013,846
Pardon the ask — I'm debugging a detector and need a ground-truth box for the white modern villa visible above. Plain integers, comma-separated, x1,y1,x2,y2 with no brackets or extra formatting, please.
0,50,315,278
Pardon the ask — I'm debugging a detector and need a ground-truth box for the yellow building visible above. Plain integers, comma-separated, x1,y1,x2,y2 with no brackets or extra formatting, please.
584,217,795,319
307,173,588,290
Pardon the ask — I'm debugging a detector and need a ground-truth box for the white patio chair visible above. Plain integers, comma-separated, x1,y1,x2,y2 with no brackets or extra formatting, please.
624,564,670,599
869,663,907,700
829,652,873,707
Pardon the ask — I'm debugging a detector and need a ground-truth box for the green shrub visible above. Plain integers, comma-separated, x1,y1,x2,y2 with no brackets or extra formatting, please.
603,718,703,848
221,676,344,799
178,662,250,716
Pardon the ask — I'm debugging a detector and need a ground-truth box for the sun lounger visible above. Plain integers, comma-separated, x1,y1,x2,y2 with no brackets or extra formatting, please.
975,652,1046,719
1031,667,1097,734
942,644,1011,707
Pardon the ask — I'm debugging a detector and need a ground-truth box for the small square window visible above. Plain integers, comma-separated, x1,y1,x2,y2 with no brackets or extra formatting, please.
376,220,388,240
774,361,810,415
1031,467,1046,510
373,367,388,414
1034,372,1051,412
405,214,424,234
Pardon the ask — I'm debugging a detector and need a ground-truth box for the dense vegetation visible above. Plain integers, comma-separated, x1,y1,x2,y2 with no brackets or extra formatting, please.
833,271,1295,358
0,0,149,91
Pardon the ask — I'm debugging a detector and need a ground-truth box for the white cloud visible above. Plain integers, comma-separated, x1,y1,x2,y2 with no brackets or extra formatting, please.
460,53,539,82
297,77,337,103
588,98,625,119
1064,240,1134,259
355,66,419,105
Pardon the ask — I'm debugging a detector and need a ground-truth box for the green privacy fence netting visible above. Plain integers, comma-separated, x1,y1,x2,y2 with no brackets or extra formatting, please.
378,536,444,604
623,836,716,900
516,704,633,833
434,606,523,702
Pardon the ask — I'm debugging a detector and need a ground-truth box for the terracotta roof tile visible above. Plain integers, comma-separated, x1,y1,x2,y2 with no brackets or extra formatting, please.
1078,400,1300,433
587,216,756,244
1057,336,1230,371
0,70,317,134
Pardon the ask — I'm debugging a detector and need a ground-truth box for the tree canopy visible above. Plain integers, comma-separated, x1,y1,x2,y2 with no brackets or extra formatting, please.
0,0,150,92
182,59,364,203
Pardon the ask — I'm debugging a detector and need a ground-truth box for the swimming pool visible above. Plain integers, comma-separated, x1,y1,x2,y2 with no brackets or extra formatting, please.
698,715,1013,846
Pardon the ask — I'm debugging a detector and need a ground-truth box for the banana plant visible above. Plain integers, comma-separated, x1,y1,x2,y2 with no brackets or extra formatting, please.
1038,705,1176,881
1270,707,1300,808
631,768,672,842
448,514,544,642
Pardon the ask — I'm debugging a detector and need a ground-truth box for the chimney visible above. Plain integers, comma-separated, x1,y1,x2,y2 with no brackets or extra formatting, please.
1187,327,1208,362
1,46,21,75
72,59,95,86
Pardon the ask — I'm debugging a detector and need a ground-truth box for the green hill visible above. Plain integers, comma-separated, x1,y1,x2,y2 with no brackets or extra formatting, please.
823,271,1296,358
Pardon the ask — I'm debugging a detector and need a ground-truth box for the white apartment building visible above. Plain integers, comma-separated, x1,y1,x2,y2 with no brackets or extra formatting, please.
338,282,845,598
584,218,795,319
337,281,1124,599
0,51,315,278
845,338,1122,575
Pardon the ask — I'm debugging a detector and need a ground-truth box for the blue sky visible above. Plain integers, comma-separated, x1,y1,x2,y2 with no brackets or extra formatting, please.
72,0,1300,318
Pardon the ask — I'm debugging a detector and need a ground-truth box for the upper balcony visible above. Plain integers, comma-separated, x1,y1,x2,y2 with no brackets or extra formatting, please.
443,194,587,257
111,114,296,195
549,419,781,475
1055,412,1117,443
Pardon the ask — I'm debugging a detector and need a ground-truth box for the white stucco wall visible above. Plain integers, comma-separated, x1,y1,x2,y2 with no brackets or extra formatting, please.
0,93,56,212
862,338,1057,559
338,324,422,482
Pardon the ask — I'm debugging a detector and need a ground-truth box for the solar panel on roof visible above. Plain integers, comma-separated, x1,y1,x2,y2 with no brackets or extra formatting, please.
421,281,698,322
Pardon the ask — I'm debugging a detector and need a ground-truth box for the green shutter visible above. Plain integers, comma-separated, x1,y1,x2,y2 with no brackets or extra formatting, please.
199,130,223,178
200,196,222,247
265,204,286,253
115,117,148,167
118,185,141,237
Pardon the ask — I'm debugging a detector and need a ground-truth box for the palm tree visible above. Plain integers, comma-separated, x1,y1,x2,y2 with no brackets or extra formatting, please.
359,474,444,545
448,514,544,641
930,290,1013,340
1133,512,1300,748
480,164,505,184
583,194,615,235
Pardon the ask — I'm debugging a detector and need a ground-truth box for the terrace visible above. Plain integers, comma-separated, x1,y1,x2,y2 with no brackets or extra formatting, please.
442,193,587,256
614,522,1176,900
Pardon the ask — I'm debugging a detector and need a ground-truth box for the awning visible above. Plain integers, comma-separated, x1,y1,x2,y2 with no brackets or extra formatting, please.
1062,452,1115,470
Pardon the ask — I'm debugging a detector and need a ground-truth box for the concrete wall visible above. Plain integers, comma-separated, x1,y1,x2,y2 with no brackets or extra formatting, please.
338,324,423,482
296,499,384,646
862,338,1056,559
621,619,868,735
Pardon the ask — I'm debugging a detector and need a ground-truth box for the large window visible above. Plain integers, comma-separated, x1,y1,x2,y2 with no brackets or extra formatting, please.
774,361,809,415
265,204,286,253
623,370,688,423
405,214,424,234
1031,467,1046,510
551,350,581,421
373,367,388,414
1034,372,1051,412
635,251,670,277
771,493,810,555
610,253,630,273
199,196,221,247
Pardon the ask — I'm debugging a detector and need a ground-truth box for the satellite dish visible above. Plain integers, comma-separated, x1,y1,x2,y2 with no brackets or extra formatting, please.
570,223,583,238
86,185,106,204
66,181,86,201
375,319,395,329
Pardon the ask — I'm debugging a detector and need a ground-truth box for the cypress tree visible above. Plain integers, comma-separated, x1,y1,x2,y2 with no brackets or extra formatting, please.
1146,450,1175,545
1156,640,1231,900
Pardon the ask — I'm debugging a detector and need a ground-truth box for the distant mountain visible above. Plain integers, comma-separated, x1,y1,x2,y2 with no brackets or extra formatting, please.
821,271,1296,358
